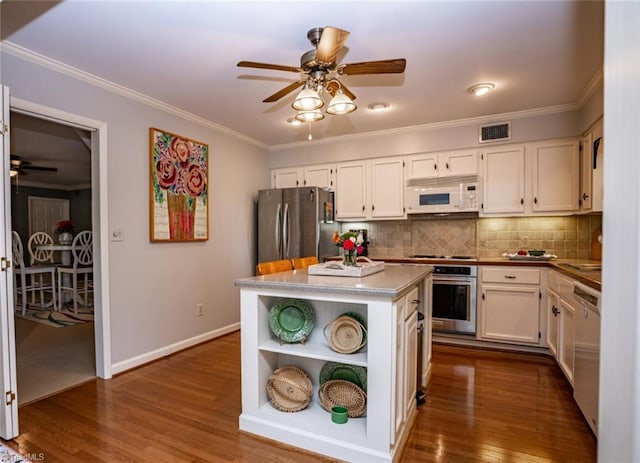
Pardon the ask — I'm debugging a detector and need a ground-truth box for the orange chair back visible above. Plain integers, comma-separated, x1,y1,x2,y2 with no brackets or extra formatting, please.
291,256,319,269
256,259,293,276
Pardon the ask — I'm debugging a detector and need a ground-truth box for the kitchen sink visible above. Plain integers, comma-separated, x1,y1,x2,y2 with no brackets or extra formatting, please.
561,263,602,272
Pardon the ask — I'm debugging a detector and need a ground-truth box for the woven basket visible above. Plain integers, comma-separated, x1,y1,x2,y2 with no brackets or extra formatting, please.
266,365,313,412
318,379,367,418
323,314,367,354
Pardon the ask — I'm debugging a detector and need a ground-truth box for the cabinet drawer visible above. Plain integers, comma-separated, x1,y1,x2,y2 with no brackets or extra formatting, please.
404,286,420,319
482,267,540,284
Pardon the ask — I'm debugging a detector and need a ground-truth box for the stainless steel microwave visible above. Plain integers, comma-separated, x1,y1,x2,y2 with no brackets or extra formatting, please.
405,179,479,214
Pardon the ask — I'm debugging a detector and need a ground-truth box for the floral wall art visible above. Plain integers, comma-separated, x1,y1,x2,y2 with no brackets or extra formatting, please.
149,128,208,242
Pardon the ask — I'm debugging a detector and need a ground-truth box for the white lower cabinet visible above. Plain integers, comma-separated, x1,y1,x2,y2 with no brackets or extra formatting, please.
559,297,576,385
546,288,560,359
479,267,541,345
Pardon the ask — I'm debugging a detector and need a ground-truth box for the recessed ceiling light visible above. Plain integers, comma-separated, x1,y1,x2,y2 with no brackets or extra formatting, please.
368,102,390,112
468,83,495,96
286,117,302,126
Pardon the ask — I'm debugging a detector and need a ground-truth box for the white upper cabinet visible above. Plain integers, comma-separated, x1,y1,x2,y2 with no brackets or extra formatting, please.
336,157,405,220
406,149,478,179
481,145,526,214
480,139,580,216
580,118,604,213
271,165,336,190
303,164,335,190
531,139,580,212
271,167,303,188
335,161,368,219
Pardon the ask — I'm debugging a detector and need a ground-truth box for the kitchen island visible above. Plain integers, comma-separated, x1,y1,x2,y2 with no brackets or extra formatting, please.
234,263,433,463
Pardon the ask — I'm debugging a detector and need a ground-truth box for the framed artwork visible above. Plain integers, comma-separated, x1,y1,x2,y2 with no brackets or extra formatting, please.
149,128,209,242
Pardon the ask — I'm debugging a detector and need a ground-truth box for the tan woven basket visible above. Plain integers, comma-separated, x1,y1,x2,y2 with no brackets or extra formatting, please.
323,315,367,354
266,365,313,412
318,379,367,418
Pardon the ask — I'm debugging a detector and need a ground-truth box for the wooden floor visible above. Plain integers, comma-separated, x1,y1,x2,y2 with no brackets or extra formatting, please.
4,331,596,462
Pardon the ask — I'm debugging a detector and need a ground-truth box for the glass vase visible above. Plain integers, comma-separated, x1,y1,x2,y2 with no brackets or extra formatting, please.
58,232,73,245
342,250,357,266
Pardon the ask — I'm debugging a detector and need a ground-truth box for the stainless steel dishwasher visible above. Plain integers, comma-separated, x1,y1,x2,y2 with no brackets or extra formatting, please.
573,282,601,436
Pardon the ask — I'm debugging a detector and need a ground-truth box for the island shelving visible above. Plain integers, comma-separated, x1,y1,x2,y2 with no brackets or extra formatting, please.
235,264,433,463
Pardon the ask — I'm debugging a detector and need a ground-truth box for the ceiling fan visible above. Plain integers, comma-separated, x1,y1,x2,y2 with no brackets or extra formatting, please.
10,154,58,176
237,26,406,121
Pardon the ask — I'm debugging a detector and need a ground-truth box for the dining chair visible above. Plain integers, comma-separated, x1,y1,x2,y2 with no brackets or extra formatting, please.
57,230,93,314
256,259,293,276
11,231,57,315
291,256,319,269
27,231,56,265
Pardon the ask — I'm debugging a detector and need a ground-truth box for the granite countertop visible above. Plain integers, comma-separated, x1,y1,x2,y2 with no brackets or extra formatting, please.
234,262,433,298
352,256,602,291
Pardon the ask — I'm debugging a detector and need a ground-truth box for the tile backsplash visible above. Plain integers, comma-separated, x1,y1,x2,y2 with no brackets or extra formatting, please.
350,214,602,259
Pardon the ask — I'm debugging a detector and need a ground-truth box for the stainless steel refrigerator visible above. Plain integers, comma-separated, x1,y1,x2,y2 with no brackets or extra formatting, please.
258,187,336,263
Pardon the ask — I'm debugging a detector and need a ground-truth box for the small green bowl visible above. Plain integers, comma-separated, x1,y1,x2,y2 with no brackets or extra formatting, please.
528,250,545,257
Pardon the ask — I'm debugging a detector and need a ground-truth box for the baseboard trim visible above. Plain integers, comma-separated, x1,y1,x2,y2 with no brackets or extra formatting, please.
111,322,240,375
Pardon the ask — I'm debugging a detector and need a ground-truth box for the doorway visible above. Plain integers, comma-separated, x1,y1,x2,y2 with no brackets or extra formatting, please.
6,98,111,411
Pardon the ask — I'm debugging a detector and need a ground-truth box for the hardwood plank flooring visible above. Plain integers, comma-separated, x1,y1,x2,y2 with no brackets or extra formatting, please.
4,332,596,462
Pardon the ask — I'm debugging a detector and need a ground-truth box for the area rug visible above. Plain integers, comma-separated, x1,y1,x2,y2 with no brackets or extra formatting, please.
14,306,93,328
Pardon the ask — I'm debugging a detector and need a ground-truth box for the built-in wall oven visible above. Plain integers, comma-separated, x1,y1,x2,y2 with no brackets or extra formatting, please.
431,265,477,335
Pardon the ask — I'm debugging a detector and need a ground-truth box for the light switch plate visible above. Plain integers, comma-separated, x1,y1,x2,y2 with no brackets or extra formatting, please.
111,228,124,242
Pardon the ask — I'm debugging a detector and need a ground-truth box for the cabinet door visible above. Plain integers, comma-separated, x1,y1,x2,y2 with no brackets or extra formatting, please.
579,132,593,212
406,153,438,179
480,146,525,214
441,150,477,176
559,298,575,384
591,120,604,212
335,161,368,219
403,310,418,421
546,289,560,359
304,164,335,190
480,284,540,344
370,157,405,219
392,300,405,443
531,140,579,212
272,167,302,188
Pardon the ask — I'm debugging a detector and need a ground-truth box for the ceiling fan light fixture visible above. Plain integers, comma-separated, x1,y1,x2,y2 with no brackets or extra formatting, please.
295,109,325,123
10,169,18,177
326,90,356,115
468,83,495,96
286,117,302,126
292,86,323,111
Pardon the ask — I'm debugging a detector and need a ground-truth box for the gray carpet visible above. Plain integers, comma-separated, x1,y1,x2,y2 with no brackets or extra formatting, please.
14,317,96,405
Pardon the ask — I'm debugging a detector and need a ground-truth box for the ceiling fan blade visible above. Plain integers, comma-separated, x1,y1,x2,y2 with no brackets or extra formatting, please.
338,59,407,76
21,165,58,172
237,61,301,73
325,80,356,101
315,26,350,65
263,80,305,103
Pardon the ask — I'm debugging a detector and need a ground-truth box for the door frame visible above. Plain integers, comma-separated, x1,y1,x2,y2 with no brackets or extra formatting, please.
10,97,112,380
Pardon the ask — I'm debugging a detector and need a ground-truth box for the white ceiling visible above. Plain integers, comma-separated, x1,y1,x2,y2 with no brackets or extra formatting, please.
1,1,603,184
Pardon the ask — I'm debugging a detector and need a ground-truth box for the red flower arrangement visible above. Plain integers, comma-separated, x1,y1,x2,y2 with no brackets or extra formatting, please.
332,230,365,266
54,220,75,234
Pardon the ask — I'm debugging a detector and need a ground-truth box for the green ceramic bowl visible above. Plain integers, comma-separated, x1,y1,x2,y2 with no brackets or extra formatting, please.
528,250,545,257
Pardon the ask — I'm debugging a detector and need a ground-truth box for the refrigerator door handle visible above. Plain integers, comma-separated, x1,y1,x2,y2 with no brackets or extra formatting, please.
283,202,290,258
275,203,282,257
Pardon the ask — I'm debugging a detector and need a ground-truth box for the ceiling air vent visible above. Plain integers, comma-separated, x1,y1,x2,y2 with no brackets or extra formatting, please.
479,122,511,143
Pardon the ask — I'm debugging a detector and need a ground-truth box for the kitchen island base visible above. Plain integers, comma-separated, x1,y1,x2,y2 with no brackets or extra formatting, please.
235,265,432,463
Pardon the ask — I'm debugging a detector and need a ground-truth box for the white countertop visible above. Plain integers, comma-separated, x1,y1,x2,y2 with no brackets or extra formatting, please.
234,262,433,297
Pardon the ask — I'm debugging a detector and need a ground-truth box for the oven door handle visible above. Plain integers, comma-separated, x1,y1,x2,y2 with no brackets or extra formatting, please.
433,277,475,284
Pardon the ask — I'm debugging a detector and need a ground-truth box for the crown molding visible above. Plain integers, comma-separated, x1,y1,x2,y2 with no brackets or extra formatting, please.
576,68,603,108
0,41,268,150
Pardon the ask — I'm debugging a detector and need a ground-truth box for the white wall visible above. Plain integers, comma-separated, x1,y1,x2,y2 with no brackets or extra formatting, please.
1,50,270,367
599,2,640,461
268,108,582,168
